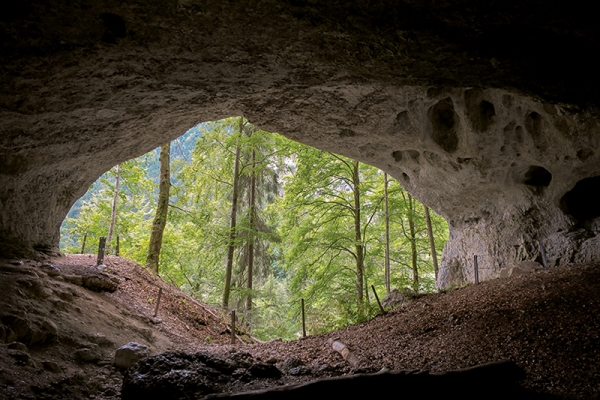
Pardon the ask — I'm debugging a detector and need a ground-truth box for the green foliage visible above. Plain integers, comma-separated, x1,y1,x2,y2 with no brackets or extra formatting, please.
60,117,448,341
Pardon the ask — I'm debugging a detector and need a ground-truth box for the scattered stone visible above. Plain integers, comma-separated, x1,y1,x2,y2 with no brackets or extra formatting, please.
381,288,416,309
7,341,28,352
121,351,285,399
9,260,23,265
42,360,62,373
7,349,31,365
82,274,119,292
52,299,69,310
89,333,113,347
288,366,311,376
139,328,154,342
40,263,61,277
63,271,120,292
114,342,149,368
248,362,282,378
63,274,83,286
277,357,304,373
75,347,103,362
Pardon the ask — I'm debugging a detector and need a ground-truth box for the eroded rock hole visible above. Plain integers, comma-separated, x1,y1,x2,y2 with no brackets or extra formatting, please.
101,13,126,44
560,176,600,221
465,89,496,132
406,149,420,161
429,97,459,153
525,112,542,139
577,148,594,161
523,166,552,187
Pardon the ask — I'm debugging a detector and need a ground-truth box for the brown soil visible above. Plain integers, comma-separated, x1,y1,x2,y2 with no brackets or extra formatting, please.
1,255,599,399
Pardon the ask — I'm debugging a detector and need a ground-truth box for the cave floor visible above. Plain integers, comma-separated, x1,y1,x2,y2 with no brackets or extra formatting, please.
1,255,599,399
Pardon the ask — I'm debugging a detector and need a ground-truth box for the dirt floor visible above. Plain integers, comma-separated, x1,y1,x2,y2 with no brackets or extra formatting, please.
1,255,599,399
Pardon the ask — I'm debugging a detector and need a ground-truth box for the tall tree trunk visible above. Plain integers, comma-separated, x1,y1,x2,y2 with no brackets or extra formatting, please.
246,148,256,312
107,164,120,250
383,172,391,295
146,142,171,275
424,206,439,281
223,118,244,308
407,193,419,292
352,160,364,311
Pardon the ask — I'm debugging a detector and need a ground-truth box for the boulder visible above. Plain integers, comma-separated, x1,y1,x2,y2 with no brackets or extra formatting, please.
114,342,150,369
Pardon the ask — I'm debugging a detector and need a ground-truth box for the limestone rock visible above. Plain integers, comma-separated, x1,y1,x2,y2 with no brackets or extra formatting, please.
382,288,418,309
2,0,600,290
7,349,31,365
42,360,62,373
39,263,61,277
114,342,150,369
248,362,282,378
63,272,119,292
89,333,114,347
7,342,28,352
75,347,103,362
121,351,282,399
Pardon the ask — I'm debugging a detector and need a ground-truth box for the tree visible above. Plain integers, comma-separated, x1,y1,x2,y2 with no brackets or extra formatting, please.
223,119,243,308
424,206,439,281
146,142,171,275
383,172,391,295
277,145,382,331
107,164,120,251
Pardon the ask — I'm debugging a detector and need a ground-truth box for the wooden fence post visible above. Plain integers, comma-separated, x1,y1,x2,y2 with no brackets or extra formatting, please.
539,242,548,268
80,232,87,254
301,298,306,338
97,237,106,266
371,285,386,315
474,255,479,284
231,310,236,344
153,287,163,317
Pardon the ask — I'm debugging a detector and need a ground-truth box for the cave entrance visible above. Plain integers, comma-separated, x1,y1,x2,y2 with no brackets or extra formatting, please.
560,176,600,222
59,117,448,339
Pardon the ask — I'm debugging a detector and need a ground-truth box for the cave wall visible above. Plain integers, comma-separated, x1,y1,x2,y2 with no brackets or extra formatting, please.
2,0,600,288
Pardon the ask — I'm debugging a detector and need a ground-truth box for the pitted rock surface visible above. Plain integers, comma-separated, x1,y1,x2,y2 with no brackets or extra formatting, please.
2,1,600,287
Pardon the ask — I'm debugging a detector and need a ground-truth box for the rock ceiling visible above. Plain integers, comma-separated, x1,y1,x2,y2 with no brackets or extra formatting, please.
1,0,600,287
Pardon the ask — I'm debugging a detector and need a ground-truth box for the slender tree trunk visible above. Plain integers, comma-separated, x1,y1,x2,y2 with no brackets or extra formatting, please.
383,172,391,295
352,160,364,311
146,142,171,275
223,118,243,308
107,164,120,250
407,193,419,292
424,206,439,281
246,148,256,312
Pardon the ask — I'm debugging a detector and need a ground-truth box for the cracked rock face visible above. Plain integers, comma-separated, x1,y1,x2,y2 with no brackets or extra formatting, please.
1,0,600,288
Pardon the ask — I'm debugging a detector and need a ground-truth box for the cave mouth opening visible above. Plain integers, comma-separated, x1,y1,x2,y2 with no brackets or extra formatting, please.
560,176,600,222
58,116,450,339
523,165,552,188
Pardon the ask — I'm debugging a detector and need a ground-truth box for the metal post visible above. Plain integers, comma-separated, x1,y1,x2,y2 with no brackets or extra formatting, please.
97,237,106,266
474,255,479,284
231,310,236,344
80,232,87,254
301,299,306,338
153,287,163,317
371,285,386,315
539,242,548,268
116,235,120,257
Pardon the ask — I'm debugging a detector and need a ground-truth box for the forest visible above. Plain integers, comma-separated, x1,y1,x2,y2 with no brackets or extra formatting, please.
60,117,449,341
